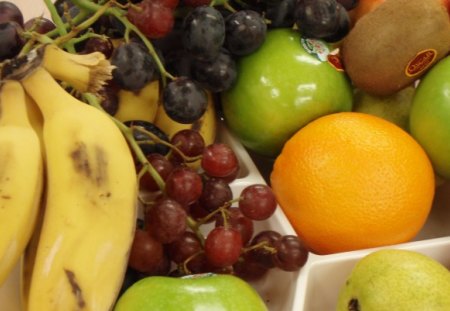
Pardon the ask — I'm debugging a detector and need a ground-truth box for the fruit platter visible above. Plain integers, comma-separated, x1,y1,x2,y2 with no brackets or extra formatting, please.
2,0,450,310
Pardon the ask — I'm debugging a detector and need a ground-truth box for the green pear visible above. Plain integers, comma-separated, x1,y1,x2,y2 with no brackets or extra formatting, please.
336,249,450,311
114,273,268,311
352,85,415,131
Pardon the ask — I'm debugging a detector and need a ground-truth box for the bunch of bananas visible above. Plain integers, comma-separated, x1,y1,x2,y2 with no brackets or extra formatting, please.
0,43,217,310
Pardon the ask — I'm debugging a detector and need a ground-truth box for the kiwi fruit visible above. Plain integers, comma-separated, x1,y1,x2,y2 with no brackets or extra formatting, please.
341,0,450,96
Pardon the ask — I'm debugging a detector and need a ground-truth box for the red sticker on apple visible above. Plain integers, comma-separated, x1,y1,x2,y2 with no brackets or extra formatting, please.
405,49,437,77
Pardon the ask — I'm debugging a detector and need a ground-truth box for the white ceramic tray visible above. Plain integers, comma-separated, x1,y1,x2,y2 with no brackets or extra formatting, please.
4,2,450,310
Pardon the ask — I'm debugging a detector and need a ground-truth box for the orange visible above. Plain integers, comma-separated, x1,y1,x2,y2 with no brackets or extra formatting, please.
270,112,435,255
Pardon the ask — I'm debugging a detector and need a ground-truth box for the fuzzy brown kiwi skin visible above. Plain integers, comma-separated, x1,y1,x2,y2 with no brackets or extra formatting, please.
341,0,450,97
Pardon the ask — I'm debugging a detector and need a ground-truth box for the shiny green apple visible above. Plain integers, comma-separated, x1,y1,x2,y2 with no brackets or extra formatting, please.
409,56,450,180
114,273,268,311
221,28,353,157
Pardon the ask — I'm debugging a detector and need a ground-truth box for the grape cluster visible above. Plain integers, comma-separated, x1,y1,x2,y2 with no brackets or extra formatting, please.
124,127,309,291
1,0,359,124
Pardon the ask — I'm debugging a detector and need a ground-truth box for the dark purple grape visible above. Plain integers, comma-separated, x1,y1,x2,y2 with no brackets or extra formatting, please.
216,207,254,245
265,0,297,28
201,143,239,178
239,184,277,220
204,226,243,268
81,37,114,58
0,1,23,25
336,0,359,10
98,83,119,116
225,10,267,56
248,230,281,268
294,0,350,42
165,166,203,207
163,49,194,77
124,120,171,156
167,231,202,264
199,178,233,212
128,229,165,274
162,77,208,124
24,17,56,33
145,197,188,243
138,153,175,192
272,235,309,271
191,49,237,93
182,6,225,61
111,42,156,91
54,0,75,17
0,22,23,61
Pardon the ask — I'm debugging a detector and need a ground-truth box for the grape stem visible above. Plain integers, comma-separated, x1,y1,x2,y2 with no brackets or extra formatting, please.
181,250,204,275
83,93,166,191
70,0,175,86
242,241,277,255
43,0,74,52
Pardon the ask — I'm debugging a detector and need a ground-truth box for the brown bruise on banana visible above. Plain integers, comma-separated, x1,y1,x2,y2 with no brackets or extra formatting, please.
191,117,203,132
64,269,86,309
0,146,12,206
70,142,109,187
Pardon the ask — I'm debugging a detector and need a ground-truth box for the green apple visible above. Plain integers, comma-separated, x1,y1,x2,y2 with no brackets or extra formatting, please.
409,56,450,180
336,249,450,311
353,85,415,131
221,28,353,157
114,273,268,311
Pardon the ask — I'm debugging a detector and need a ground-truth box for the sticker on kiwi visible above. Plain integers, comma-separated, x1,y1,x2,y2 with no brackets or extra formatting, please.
405,49,437,77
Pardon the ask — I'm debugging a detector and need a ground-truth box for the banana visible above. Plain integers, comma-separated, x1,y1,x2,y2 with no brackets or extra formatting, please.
114,80,160,123
0,80,44,286
12,63,137,310
41,43,114,93
154,90,218,146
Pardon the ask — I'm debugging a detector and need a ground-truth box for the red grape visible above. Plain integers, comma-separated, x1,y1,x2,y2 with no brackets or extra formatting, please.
199,178,233,212
248,230,281,269
145,197,187,243
24,17,55,33
165,166,203,206
167,231,202,264
239,184,277,220
128,229,165,274
0,1,23,25
127,0,174,39
215,207,254,245
233,253,269,282
272,235,309,271
204,226,243,268
139,153,174,192
201,143,239,178
170,129,205,163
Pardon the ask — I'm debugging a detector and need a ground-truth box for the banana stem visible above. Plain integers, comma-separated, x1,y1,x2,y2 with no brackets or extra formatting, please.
83,93,166,191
